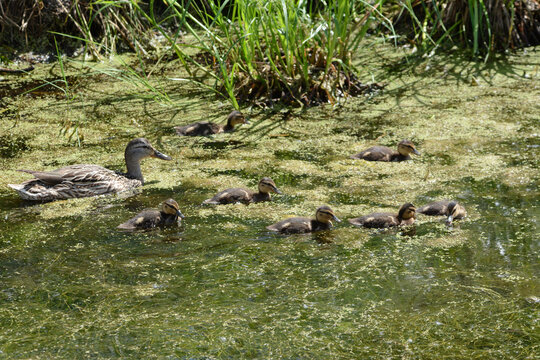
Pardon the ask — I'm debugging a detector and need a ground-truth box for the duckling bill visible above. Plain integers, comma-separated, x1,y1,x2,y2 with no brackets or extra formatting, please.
417,200,466,225
349,203,416,228
118,199,184,230
351,139,420,162
175,110,248,136
202,177,281,205
8,138,172,201
267,205,340,234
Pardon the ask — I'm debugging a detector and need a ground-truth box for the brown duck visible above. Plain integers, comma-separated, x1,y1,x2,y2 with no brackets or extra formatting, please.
417,200,467,225
351,139,420,162
202,177,281,205
117,199,184,230
349,203,416,228
175,110,248,136
8,138,172,201
267,205,341,234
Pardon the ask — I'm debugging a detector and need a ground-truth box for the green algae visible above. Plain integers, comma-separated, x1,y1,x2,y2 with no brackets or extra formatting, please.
0,44,539,358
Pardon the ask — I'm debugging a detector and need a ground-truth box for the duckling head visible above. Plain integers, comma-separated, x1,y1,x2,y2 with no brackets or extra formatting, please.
258,177,282,194
398,203,416,220
162,198,185,218
227,110,249,127
316,205,341,224
397,140,420,156
126,138,172,162
446,201,459,225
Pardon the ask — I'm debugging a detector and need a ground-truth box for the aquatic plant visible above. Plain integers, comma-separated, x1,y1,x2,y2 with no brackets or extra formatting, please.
132,0,388,107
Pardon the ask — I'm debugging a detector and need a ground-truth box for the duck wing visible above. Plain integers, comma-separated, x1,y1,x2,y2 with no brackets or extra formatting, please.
19,164,117,183
9,164,137,201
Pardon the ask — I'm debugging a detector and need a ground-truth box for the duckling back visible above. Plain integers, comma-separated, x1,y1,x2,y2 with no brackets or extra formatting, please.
418,200,465,217
348,212,400,228
267,217,323,234
118,209,164,230
351,146,395,162
202,187,255,205
175,122,222,136
117,209,181,230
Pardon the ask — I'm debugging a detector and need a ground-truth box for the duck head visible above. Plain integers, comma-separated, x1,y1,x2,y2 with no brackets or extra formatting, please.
227,110,249,127
162,198,185,219
316,205,341,224
446,201,460,225
398,203,417,220
397,140,420,157
125,138,172,182
258,177,282,194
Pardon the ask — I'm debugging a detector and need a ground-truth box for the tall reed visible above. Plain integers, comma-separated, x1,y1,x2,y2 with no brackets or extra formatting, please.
134,0,387,107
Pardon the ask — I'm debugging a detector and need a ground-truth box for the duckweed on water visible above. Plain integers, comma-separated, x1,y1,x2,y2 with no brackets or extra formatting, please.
0,45,539,358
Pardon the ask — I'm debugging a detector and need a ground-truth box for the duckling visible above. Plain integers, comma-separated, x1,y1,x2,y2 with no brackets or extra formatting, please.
118,199,184,230
175,110,248,136
351,139,420,162
348,203,416,228
418,200,467,225
8,138,172,201
267,205,341,234
202,177,281,205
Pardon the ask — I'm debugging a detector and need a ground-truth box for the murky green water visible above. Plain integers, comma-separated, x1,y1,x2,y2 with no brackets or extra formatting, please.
1,46,539,358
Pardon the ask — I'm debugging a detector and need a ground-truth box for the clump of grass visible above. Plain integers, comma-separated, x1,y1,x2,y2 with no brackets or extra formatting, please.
394,0,540,57
135,0,388,107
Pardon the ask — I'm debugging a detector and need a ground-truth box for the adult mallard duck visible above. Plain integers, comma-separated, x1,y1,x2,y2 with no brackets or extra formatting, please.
351,139,420,162
349,203,416,228
175,110,248,136
417,200,467,225
117,198,184,230
267,205,341,234
8,138,172,201
202,177,281,205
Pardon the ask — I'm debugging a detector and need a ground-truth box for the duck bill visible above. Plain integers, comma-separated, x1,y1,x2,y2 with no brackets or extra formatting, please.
177,210,185,219
273,186,282,194
412,149,421,156
153,149,172,160
332,215,341,223
446,215,454,225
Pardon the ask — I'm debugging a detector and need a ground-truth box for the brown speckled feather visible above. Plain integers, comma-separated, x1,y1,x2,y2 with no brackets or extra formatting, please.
9,165,141,201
